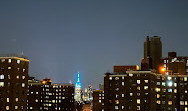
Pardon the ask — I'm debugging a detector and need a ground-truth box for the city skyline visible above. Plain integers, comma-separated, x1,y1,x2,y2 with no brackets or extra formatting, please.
0,1,188,88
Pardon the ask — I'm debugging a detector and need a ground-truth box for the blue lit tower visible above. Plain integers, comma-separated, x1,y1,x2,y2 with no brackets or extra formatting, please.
74,72,82,102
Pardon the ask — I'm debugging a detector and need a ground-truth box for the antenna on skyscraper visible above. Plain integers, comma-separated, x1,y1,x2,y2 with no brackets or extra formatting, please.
69,80,72,84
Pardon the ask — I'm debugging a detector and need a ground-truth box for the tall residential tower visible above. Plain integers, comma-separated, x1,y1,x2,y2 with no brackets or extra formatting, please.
0,55,29,111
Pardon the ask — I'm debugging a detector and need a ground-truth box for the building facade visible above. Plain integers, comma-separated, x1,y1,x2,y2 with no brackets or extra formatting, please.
104,71,188,111
0,56,29,111
27,78,75,111
92,90,104,111
163,52,188,75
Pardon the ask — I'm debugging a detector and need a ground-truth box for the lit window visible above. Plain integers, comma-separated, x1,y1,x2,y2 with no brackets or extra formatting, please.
144,80,148,83
22,83,25,87
15,106,18,109
180,101,184,105
16,75,19,79
168,89,172,92
168,101,172,105
23,68,25,72
184,77,187,81
122,77,124,79
185,101,187,105
130,93,133,96
116,94,118,98
167,81,173,87
7,98,9,102
122,106,124,109
137,86,140,90
122,94,124,97
115,77,119,80
174,83,177,87
8,67,11,70
15,98,18,102
164,60,166,63
167,76,172,80
137,99,140,104
115,100,119,104
109,77,112,80
137,106,140,110
1,59,5,62
137,80,140,84
0,75,4,79
8,75,10,79
174,89,177,93
30,107,33,109
162,89,166,92
99,100,101,103
155,88,160,92
122,82,124,86
22,76,25,79
6,106,9,110
162,82,165,86
115,106,118,110
35,99,38,102
17,60,20,64
8,59,11,63
157,100,161,104
157,94,160,98
0,82,4,87
144,86,148,90
157,82,160,85
129,73,133,77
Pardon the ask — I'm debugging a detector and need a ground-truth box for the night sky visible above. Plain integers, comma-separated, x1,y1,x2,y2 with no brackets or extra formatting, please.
0,0,188,89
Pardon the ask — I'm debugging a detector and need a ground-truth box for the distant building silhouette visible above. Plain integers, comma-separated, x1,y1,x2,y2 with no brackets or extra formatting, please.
141,36,162,72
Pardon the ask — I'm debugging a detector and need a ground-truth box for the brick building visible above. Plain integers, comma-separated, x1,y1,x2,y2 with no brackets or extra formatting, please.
27,78,75,111
92,90,104,111
163,52,188,75
104,71,188,111
0,55,29,111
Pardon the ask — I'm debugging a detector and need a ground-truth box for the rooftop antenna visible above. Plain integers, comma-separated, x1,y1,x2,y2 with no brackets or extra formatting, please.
69,80,72,84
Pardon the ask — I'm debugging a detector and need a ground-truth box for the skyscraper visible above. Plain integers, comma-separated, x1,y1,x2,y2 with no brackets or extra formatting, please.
75,72,82,103
141,36,162,72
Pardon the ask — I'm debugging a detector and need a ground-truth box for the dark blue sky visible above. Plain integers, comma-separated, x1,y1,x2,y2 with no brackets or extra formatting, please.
0,0,188,88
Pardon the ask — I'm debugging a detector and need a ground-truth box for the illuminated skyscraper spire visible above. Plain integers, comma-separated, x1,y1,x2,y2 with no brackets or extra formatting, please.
76,72,81,88
75,72,82,102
